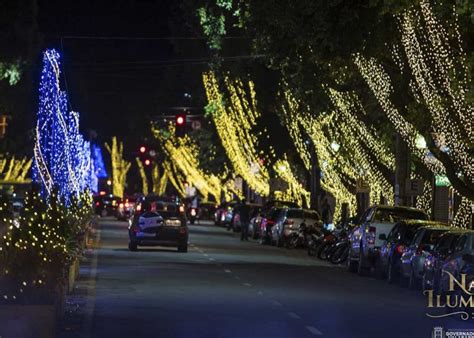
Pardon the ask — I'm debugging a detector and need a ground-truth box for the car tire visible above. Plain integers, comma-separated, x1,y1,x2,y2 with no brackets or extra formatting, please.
178,243,188,253
347,248,358,273
357,250,369,276
374,257,385,279
408,268,419,290
128,241,138,251
387,261,398,284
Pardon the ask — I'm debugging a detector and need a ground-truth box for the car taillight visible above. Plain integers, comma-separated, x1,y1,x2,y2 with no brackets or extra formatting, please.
136,204,142,212
125,202,129,208
119,203,124,208
95,201,100,207
190,208,197,216
179,205,185,213
367,226,376,245
396,244,405,255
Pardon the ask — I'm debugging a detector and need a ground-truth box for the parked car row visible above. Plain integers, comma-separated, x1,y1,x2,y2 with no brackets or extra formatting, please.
232,202,474,298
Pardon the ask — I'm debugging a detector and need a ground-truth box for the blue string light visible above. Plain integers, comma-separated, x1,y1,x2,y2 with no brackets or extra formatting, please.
33,49,96,202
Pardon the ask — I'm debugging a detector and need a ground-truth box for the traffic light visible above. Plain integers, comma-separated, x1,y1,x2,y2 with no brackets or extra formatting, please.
144,159,151,166
139,146,146,154
175,113,186,138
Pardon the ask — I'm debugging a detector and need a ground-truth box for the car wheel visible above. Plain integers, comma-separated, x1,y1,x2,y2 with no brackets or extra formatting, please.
408,268,419,290
128,241,138,251
357,250,369,276
387,262,398,284
347,248,358,273
374,257,385,279
178,243,188,253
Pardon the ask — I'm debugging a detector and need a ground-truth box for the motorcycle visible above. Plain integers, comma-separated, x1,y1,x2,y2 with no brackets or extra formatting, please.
286,223,311,249
307,228,326,256
188,207,198,225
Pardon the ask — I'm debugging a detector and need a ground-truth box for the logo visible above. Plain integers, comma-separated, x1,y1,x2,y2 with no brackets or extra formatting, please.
424,272,473,320
432,327,444,338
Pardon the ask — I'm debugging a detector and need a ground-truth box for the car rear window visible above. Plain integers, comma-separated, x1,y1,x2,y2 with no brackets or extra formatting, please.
373,209,428,223
287,209,304,219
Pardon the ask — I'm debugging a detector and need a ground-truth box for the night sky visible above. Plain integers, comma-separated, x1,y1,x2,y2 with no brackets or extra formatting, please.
37,0,208,148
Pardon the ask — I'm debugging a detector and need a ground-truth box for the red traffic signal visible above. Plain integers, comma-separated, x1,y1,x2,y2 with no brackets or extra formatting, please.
144,159,151,166
139,146,146,153
175,114,186,138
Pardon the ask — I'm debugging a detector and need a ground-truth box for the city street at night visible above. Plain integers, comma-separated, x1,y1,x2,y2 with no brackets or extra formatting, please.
58,218,469,338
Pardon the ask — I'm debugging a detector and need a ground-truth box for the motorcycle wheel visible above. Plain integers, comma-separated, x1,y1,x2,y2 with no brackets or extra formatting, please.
329,243,349,264
317,242,332,260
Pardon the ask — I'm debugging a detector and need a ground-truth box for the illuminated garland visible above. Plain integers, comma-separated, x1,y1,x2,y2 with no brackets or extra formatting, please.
135,158,149,195
162,159,186,197
105,137,131,198
203,71,270,196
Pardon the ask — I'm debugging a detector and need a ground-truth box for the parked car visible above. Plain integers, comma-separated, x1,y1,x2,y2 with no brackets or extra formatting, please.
258,207,284,244
94,194,121,217
422,230,465,292
375,219,427,282
199,201,218,221
128,196,188,252
399,223,452,289
347,205,429,275
270,208,322,247
438,231,474,296
117,196,137,221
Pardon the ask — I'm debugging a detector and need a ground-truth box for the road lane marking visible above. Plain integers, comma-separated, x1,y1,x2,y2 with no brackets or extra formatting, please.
271,300,283,307
257,291,263,295
203,253,209,257
224,269,232,273
234,276,240,280
242,282,251,287
305,326,323,336
209,258,215,261
288,312,301,319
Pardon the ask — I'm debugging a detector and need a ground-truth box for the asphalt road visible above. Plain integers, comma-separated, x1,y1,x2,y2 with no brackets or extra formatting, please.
59,218,473,338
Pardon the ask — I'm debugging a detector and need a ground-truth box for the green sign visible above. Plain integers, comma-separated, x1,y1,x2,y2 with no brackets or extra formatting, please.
435,175,451,187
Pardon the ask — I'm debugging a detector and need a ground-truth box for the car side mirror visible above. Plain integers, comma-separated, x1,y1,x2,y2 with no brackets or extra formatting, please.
378,234,387,241
462,254,474,263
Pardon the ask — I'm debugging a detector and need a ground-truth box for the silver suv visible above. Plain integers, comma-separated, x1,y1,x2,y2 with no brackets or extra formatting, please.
347,205,429,275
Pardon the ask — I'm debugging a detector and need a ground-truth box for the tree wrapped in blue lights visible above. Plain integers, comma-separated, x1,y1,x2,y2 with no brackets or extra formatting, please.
33,49,96,201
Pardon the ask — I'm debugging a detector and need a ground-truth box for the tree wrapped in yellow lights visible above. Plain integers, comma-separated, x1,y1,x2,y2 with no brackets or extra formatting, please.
153,124,223,201
0,156,32,183
273,158,310,208
354,0,473,202
203,71,270,196
105,137,131,198
135,158,149,195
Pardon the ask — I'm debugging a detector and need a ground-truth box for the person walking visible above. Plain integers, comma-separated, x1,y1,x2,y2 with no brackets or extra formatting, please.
239,199,251,241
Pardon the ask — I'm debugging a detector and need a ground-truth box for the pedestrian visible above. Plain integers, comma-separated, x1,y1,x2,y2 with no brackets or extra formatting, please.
321,198,332,229
239,198,250,241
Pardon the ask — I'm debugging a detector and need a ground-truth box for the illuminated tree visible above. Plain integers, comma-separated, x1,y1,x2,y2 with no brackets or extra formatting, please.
33,49,94,201
105,137,131,198
135,158,149,196
0,156,32,183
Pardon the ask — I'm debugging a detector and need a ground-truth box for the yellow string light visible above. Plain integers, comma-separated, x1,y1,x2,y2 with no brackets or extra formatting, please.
104,137,131,198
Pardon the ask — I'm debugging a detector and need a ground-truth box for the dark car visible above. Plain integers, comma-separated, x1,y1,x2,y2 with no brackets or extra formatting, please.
198,201,218,221
400,223,452,289
376,220,427,282
422,230,465,292
128,196,188,252
214,200,239,227
438,231,474,296
94,194,121,217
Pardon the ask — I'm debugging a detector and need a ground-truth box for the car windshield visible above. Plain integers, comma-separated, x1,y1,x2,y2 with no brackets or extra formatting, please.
287,209,304,219
372,208,427,223
421,229,446,245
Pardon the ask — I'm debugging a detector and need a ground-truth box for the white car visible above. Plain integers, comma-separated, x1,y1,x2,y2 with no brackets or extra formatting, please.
347,205,428,275
270,208,322,247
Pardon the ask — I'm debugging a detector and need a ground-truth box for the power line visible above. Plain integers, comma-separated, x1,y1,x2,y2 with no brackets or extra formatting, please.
60,35,250,41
